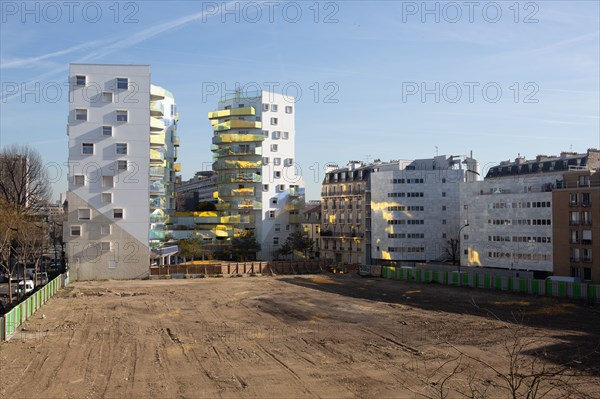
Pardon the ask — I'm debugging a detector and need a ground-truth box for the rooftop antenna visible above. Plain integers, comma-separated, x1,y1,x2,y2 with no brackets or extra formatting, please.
435,146,439,156
365,154,371,164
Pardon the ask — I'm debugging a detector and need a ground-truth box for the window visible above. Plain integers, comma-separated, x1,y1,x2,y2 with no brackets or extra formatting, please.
463,205,468,210
275,224,281,232
583,248,593,263
272,131,281,139
278,184,285,191
102,92,113,102
113,209,124,219
282,131,289,139
442,205,446,211
263,130,269,137
274,171,281,179
74,175,85,186
442,178,446,183
285,106,293,114
582,211,592,225
102,193,112,203
117,78,128,90
263,184,269,191
579,175,590,187
442,219,447,225
76,109,87,121
442,192,446,197
117,160,128,171
102,176,114,188
274,157,281,166
569,193,578,206
78,209,91,220
82,143,94,155
100,242,111,252
273,236,279,245
263,104,269,111
582,192,591,206
569,211,579,225
102,126,112,137
70,226,81,236
101,225,111,235
583,230,592,245
271,198,278,205
584,267,592,281
284,158,293,167
271,144,278,152
116,143,128,155
76,75,86,86
116,110,128,122
269,211,275,219
270,117,278,125
263,157,269,165
238,103,244,108
271,104,278,112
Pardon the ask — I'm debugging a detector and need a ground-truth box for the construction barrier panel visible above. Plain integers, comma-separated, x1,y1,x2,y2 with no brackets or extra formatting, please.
3,272,69,341
381,267,600,303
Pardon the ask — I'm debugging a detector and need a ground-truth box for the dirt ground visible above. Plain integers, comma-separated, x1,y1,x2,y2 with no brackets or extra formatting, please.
1,274,599,398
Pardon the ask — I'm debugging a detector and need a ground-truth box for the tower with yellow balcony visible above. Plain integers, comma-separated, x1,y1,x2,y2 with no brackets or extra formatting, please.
149,85,179,251
209,90,305,259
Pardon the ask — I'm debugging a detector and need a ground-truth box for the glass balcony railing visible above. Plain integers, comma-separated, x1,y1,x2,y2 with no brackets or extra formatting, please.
212,133,264,144
213,120,262,132
219,215,256,224
150,182,165,193
150,149,164,162
150,101,164,117
216,200,262,210
219,187,255,197
286,201,303,211
150,198,166,209
150,134,165,146
208,106,256,119
150,166,164,177
213,159,262,170
218,173,262,183
289,187,304,197
149,230,166,240
213,146,262,157
151,117,164,132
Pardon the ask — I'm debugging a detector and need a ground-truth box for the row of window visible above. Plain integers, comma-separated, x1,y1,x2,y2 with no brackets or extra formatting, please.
70,223,113,237
387,219,425,225
263,104,293,114
569,192,593,206
323,200,363,210
76,109,129,123
569,211,593,225
570,267,592,281
488,219,552,226
387,205,424,211
388,233,425,239
263,130,290,140
387,192,425,198
263,157,293,166
76,75,129,89
387,247,425,253
487,252,551,261
262,184,289,192
487,201,551,209
570,230,593,244
81,142,128,156
488,235,552,243
569,248,593,263
390,178,424,184
322,185,365,196
73,174,124,187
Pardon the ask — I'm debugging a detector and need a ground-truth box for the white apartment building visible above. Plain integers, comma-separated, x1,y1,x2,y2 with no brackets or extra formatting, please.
66,64,178,279
459,156,562,274
370,155,480,265
209,90,304,259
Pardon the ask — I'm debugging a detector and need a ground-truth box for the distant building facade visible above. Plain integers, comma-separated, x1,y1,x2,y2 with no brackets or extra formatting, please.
175,171,217,211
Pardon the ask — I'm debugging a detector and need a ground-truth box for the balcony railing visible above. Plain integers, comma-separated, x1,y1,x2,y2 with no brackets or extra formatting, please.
208,106,256,119
150,198,166,209
213,120,262,132
173,136,180,147
213,146,262,157
219,215,256,224
150,117,164,132
218,173,262,183
212,133,264,144
219,187,255,197
213,159,262,170
150,101,164,117
150,166,164,177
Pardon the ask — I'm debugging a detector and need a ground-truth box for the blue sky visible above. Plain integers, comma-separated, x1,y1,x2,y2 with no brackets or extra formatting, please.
1,1,599,201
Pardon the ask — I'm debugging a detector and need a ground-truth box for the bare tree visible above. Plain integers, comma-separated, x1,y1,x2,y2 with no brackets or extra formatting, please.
445,238,459,265
0,144,52,215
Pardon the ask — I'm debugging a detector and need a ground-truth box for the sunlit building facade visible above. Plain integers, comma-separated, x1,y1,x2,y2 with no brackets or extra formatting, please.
209,91,304,259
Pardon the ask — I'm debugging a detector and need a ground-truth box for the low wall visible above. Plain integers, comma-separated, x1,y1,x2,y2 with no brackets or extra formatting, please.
1,272,69,341
381,267,600,302
150,260,331,278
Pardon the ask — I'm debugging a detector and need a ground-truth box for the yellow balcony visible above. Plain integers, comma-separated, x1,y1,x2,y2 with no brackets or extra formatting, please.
219,187,254,197
173,163,181,172
286,201,303,211
150,149,164,162
213,159,262,170
173,137,180,147
212,133,264,144
213,146,262,157
150,133,165,146
150,101,164,117
208,106,256,119
150,117,164,132
213,120,262,131
220,215,255,224
151,84,173,100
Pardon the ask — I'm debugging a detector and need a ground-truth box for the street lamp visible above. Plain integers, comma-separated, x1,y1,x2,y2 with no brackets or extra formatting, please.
457,223,470,287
